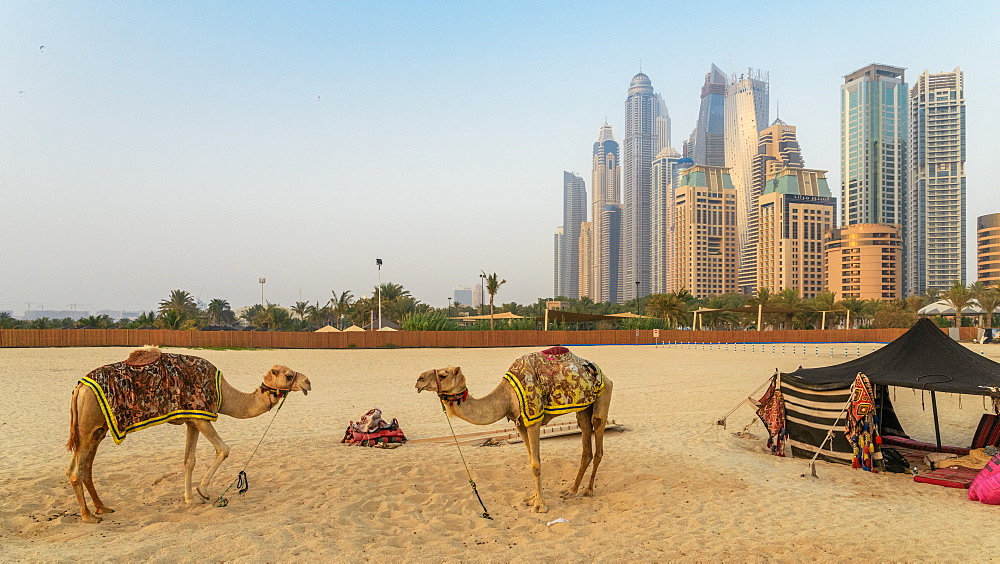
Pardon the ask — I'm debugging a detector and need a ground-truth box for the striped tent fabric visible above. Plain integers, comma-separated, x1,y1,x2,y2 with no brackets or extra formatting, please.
780,376,906,464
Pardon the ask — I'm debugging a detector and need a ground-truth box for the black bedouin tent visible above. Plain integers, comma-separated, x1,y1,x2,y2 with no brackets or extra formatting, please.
777,318,1000,463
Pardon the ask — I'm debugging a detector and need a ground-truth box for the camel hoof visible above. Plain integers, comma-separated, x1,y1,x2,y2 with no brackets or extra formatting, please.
522,493,537,506
82,513,102,524
95,506,115,515
196,486,211,501
582,488,594,497
532,503,549,514
560,489,578,500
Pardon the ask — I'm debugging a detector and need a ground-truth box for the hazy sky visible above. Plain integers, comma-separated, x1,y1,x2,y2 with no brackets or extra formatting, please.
2,1,998,315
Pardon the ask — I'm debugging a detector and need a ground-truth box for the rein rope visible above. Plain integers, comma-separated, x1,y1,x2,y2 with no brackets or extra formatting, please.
214,392,288,508
435,375,492,520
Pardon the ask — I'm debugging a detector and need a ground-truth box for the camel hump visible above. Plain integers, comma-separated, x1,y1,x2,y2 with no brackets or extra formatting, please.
125,345,162,366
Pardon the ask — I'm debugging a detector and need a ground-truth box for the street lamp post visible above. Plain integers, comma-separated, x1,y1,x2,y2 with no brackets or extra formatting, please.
447,297,452,318
259,278,266,308
376,259,383,330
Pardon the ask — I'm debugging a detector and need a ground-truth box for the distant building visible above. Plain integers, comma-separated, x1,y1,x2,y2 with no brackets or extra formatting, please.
823,223,902,300
757,168,836,299
578,221,593,299
651,148,693,294
673,165,739,298
553,226,564,297
724,68,769,295
24,310,88,321
556,171,587,299
841,64,907,228
692,64,727,167
591,123,622,303
906,68,966,295
623,71,666,301
472,283,484,309
977,214,1000,286
453,287,473,308
96,310,142,320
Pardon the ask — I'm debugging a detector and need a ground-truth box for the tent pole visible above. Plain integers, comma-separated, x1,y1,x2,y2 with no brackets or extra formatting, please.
931,390,942,452
821,311,826,331
544,309,549,331
757,304,762,331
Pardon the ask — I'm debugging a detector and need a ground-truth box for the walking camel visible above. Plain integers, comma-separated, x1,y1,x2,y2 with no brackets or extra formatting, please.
66,346,311,523
416,347,612,513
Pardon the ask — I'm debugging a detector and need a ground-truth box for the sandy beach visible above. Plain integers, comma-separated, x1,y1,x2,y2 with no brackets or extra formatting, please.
2,343,999,561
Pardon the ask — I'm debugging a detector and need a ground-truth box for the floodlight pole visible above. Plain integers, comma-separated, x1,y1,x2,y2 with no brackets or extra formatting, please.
376,259,382,330
259,278,266,308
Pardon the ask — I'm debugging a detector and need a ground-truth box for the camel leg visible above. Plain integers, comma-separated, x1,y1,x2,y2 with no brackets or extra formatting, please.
191,419,230,501
182,422,200,504
584,382,613,497
66,388,112,523
525,423,547,513
563,408,594,499
515,422,539,506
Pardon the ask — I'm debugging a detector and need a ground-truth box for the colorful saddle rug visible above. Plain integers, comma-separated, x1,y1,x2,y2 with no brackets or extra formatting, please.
80,352,223,444
502,346,606,427
341,408,407,448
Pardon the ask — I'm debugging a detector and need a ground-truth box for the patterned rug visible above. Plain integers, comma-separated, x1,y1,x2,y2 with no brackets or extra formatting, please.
80,352,223,444
502,348,605,427
913,466,981,489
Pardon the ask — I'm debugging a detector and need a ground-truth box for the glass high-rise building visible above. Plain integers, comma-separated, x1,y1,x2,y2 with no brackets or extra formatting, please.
555,171,587,299
693,64,727,167
591,123,622,303
840,64,907,228
623,72,666,301
724,68,769,295
906,68,966,295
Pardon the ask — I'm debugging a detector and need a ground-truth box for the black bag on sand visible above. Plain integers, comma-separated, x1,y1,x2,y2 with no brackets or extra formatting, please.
881,447,910,473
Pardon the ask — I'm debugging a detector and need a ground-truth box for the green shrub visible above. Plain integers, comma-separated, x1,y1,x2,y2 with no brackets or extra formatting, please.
402,312,459,331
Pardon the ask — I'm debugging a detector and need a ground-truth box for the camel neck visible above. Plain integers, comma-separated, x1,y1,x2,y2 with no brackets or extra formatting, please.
217,377,277,419
445,381,515,425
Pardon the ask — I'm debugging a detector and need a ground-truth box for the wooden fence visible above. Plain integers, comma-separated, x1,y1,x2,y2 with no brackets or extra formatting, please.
0,326,977,349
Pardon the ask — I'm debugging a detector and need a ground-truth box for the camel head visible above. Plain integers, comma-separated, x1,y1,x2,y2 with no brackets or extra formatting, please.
415,366,466,395
263,365,311,396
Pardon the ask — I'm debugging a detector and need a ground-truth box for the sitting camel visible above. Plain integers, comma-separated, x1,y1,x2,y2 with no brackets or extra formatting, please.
416,346,612,513
66,346,311,523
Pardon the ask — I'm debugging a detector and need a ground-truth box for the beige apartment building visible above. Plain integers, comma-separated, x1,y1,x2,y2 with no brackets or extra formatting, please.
977,213,1000,286
823,223,902,300
673,165,738,297
578,221,593,298
757,168,836,299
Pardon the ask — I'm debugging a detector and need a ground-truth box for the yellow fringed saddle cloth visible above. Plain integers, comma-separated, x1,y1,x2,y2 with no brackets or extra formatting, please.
502,347,605,426
79,351,223,444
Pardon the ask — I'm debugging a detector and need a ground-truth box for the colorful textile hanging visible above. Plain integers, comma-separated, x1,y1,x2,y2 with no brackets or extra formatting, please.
845,373,882,471
341,407,407,447
755,375,788,457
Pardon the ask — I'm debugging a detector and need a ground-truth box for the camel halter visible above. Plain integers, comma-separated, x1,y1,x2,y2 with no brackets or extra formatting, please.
433,370,492,520
259,372,300,402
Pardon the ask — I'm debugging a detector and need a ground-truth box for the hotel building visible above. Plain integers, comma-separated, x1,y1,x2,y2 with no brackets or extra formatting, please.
673,165,738,298
757,168,836,299
823,224,902,300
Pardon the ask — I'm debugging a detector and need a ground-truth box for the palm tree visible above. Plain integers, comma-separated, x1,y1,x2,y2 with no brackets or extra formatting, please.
837,297,866,329
292,301,310,321
646,292,689,328
156,309,190,330
159,290,199,318
329,290,354,329
976,287,1000,329
384,295,418,324
76,315,113,329
240,304,264,328
0,311,18,329
483,271,507,330
941,280,979,329
206,299,236,326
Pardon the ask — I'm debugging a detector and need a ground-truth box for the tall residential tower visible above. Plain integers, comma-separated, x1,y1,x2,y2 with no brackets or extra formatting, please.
556,171,587,298
692,64,727,167
906,68,966,294
591,123,622,303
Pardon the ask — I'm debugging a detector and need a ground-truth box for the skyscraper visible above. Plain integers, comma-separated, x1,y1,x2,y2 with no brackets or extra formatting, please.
906,68,966,295
655,94,672,156
977,213,1000,287
651,148,693,294
553,226,564,297
693,64,727,167
840,64,907,227
579,221,593,299
623,72,665,300
745,119,805,292
591,123,622,303
724,68,769,295
555,171,587,299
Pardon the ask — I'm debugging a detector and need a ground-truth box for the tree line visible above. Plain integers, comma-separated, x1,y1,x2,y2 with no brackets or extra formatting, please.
1,279,991,332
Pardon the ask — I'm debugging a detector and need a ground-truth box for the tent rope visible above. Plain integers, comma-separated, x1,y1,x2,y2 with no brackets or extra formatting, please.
807,394,852,478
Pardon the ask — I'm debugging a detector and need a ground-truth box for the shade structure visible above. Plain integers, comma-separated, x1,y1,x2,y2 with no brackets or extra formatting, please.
917,299,985,316
314,325,341,332
343,325,365,332
450,312,525,320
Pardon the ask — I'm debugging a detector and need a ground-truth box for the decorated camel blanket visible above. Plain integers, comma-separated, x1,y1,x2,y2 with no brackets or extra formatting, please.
79,351,223,444
502,346,606,426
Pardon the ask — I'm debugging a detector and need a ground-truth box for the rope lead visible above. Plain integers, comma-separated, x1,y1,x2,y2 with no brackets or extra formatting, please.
442,400,493,520
215,395,287,508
